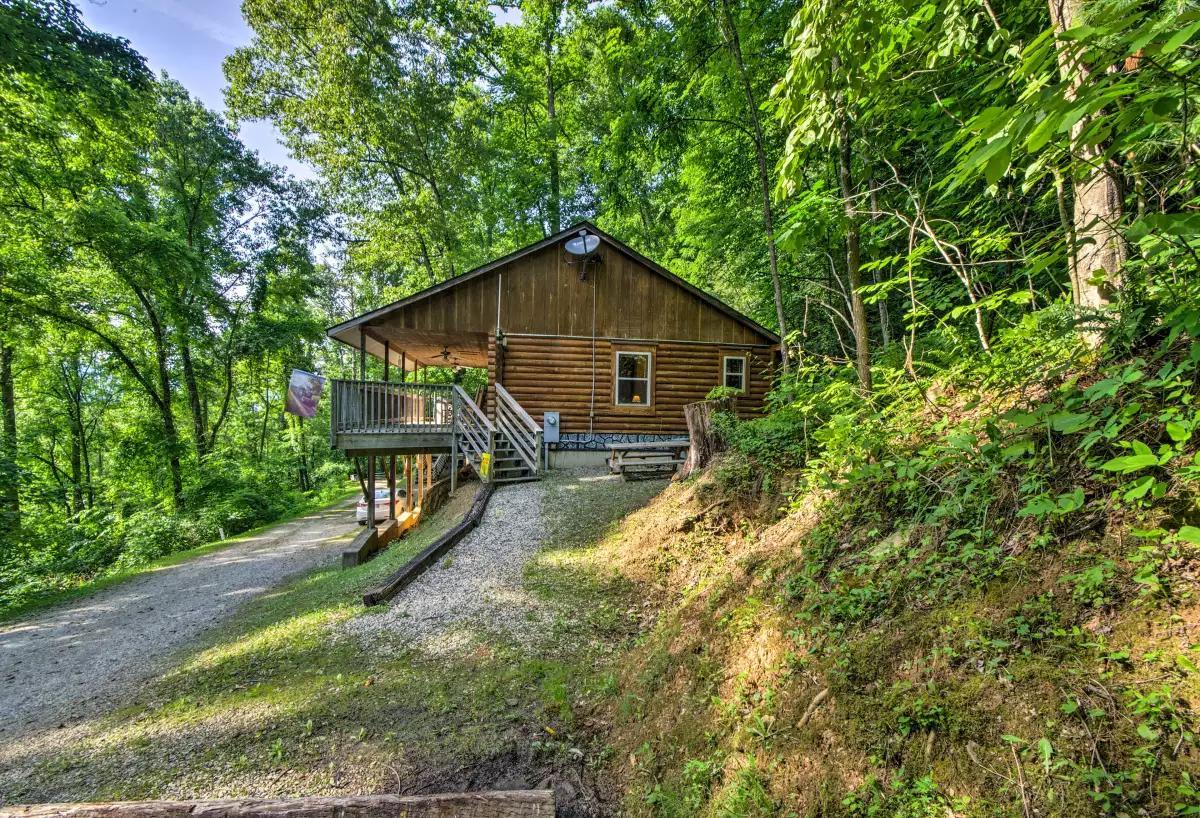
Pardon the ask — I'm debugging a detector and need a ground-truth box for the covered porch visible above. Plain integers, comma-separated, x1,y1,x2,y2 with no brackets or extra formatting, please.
327,322,544,489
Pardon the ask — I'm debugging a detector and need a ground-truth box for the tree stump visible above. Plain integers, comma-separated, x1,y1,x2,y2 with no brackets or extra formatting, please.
679,398,732,479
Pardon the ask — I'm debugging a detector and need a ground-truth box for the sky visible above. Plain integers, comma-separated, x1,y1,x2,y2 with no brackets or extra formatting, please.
78,0,314,179
76,1,523,185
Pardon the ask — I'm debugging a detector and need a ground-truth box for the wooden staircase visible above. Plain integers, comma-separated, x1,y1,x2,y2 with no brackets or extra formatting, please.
451,383,542,484
491,431,536,483
491,384,543,483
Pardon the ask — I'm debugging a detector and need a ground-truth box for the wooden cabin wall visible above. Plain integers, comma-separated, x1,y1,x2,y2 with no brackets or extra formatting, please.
489,333,774,436
364,241,771,350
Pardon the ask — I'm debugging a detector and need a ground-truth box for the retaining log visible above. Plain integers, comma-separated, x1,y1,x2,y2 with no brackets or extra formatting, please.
0,790,555,818
362,483,496,606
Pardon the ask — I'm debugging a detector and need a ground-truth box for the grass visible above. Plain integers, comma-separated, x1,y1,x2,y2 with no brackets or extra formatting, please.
0,470,669,806
0,484,360,624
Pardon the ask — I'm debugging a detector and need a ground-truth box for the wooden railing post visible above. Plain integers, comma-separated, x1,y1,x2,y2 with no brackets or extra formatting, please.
450,389,460,494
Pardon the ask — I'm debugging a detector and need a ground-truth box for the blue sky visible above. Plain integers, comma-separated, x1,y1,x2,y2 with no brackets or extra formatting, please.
78,0,313,179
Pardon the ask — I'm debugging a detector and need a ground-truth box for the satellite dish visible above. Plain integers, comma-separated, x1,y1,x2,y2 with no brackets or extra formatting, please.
564,231,600,256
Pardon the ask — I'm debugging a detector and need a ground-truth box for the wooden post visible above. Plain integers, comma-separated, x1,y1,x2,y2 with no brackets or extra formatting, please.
383,340,390,382
450,390,459,494
366,454,377,530
405,455,413,512
399,351,406,423
359,330,367,380
387,454,397,520
359,330,368,434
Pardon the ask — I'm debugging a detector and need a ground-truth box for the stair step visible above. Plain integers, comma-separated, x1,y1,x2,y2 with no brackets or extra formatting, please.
492,475,541,484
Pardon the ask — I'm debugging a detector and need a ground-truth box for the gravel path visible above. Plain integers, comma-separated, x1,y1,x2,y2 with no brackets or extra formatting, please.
343,478,550,655
0,499,358,743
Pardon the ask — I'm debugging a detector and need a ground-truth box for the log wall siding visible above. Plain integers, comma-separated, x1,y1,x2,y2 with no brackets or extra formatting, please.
490,334,774,436
363,240,772,355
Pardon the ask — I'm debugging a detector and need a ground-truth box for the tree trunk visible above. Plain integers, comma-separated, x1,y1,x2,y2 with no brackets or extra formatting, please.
0,344,18,530
151,328,185,511
545,37,562,234
180,334,209,459
69,435,83,515
679,398,731,479
716,0,790,372
1047,0,1126,331
837,112,873,393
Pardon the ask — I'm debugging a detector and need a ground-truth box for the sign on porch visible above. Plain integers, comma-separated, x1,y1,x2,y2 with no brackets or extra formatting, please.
284,369,325,418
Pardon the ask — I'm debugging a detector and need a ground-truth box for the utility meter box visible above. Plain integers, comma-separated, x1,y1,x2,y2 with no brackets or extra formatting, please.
543,411,561,444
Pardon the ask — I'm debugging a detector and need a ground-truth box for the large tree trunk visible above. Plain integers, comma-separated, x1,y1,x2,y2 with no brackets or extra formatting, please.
1047,0,1126,328
717,0,790,372
679,398,731,479
0,343,18,530
837,112,873,393
179,334,209,459
69,435,83,515
151,327,185,511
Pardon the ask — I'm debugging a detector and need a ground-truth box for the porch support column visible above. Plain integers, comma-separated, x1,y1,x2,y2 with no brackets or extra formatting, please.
383,340,390,382
387,454,397,521
366,453,377,530
405,455,413,512
450,389,459,495
358,329,366,380
400,352,406,423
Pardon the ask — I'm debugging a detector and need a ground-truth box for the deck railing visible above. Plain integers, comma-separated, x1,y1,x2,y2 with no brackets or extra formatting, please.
330,379,455,436
495,383,543,474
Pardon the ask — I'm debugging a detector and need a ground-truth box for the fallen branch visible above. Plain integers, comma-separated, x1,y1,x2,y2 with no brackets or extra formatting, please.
798,687,830,728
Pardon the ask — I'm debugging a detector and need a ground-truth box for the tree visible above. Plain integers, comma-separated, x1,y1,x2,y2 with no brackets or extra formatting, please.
1046,0,1126,319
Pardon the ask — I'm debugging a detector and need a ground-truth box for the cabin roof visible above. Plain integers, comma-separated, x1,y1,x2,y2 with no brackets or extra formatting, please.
327,221,781,348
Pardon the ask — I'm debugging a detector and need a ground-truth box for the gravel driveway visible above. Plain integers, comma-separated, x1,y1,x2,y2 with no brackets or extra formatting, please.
0,498,358,743
343,479,549,655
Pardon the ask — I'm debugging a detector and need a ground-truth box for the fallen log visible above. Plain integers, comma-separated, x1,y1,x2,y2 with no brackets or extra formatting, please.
0,789,555,818
362,483,496,606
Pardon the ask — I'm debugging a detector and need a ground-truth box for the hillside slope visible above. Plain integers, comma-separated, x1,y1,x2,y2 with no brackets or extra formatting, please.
590,326,1200,817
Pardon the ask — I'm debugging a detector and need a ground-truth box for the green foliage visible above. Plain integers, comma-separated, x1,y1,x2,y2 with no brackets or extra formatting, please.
841,773,960,818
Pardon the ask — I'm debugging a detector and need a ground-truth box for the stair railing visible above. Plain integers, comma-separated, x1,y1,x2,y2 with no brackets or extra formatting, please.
494,383,542,474
452,385,495,479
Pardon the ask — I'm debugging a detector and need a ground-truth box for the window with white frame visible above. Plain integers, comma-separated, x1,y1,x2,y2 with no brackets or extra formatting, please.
615,351,652,406
723,355,747,392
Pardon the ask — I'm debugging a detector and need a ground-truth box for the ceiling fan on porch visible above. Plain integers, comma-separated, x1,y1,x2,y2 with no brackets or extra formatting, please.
439,345,452,363
564,228,601,280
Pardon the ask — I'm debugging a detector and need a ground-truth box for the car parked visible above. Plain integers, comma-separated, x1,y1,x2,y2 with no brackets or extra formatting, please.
356,487,404,524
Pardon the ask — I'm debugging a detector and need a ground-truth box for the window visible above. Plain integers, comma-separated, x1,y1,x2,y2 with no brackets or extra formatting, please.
723,355,747,392
615,351,652,406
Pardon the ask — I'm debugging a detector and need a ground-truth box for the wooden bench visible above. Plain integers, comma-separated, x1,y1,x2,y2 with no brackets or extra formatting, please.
607,439,690,480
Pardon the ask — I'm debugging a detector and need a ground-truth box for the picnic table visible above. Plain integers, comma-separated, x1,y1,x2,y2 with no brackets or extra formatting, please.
606,438,690,480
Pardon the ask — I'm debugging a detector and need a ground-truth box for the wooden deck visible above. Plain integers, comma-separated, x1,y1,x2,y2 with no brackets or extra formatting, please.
329,379,506,483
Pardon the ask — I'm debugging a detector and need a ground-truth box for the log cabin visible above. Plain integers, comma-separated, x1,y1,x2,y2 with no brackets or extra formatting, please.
326,222,779,489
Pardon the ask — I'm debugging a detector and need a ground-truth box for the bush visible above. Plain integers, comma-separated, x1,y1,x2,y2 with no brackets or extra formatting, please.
116,509,206,568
